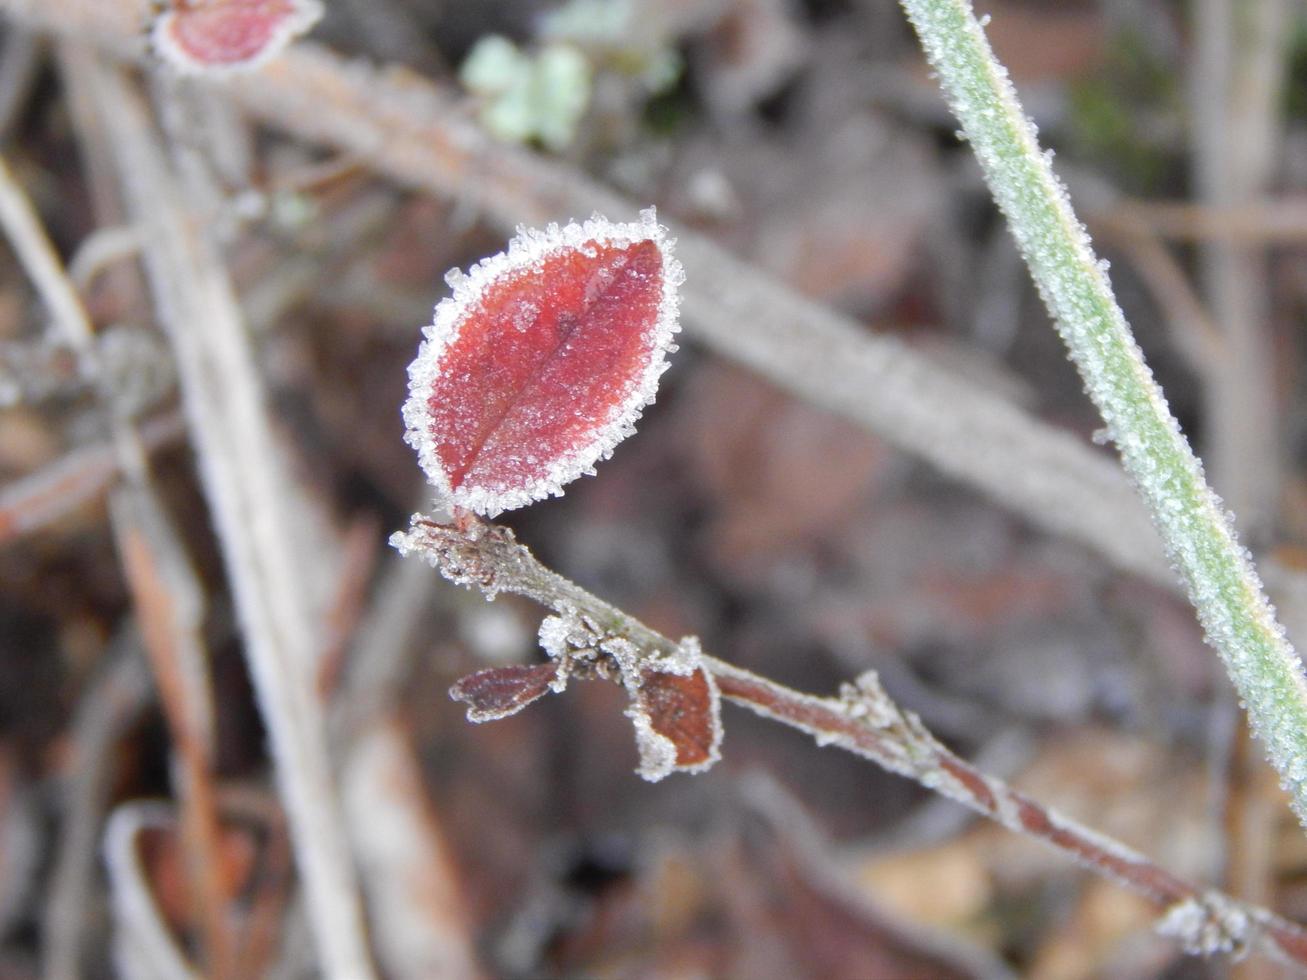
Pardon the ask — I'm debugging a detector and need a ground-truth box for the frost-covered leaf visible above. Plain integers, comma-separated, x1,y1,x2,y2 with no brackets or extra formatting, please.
151,0,323,75
403,209,682,517
449,663,562,722
623,637,721,782
634,666,723,774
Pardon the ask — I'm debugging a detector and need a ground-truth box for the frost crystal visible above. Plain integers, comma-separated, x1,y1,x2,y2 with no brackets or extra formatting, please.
537,611,604,688
626,703,680,782
837,671,899,729
403,208,683,517
1155,895,1253,959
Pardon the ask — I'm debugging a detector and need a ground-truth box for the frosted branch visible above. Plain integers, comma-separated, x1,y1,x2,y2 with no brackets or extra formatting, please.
394,513,1307,969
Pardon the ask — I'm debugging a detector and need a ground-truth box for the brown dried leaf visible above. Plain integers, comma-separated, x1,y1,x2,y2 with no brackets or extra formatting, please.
633,666,723,777
449,662,561,723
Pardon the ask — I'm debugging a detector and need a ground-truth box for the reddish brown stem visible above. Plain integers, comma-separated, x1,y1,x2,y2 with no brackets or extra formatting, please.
396,514,1307,969
708,663,1307,966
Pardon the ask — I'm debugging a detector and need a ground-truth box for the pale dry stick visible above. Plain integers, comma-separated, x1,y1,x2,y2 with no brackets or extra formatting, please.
395,515,1307,968
1119,198,1307,244
109,484,234,978
334,530,441,740
222,44,1173,588
1191,0,1287,544
0,151,145,478
315,515,381,701
0,137,232,973
103,802,197,980
42,631,152,980
68,223,145,292
0,0,1178,587
72,48,374,979
57,38,148,321
332,519,481,979
1191,1,1292,959
0,411,183,543
0,25,40,138
342,718,482,980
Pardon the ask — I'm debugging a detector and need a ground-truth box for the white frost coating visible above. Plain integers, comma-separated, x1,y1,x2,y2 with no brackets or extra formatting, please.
600,634,642,680
1156,895,1253,959
625,703,680,782
625,636,723,780
898,0,1307,828
538,610,602,655
537,613,574,661
402,207,683,517
649,634,703,677
837,671,900,729
151,0,325,77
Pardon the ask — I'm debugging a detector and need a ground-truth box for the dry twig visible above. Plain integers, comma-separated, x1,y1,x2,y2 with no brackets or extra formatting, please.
395,515,1307,969
69,47,373,979
42,632,152,980
0,132,235,973
0,412,182,543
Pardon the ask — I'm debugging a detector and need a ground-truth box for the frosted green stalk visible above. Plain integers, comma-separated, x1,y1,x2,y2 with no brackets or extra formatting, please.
898,0,1307,825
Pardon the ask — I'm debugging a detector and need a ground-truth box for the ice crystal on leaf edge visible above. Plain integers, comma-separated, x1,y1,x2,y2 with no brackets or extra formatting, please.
402,208,683,517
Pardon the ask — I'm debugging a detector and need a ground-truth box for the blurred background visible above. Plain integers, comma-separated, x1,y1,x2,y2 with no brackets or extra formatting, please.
2,0,1307,977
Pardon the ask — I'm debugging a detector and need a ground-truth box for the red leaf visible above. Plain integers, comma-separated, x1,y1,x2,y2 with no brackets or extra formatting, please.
636,666,723,774
152,0,322,73
449,662,561,722
404,210,682,516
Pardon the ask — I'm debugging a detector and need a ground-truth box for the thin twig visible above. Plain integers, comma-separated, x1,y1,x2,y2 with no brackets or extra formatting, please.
102,802,197,980
395,514,1307,968
42,630,152,980
1109,198,1307,244
1191,0,1288,540
109,484,232,977
0,150,146,478
0,129,233,973
71,47,373,979
1089,209,1223,376
0,25,41,139
0,411,183,544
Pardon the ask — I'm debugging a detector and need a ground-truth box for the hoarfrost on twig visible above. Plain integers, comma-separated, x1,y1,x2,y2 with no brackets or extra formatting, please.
1156,895,1254,960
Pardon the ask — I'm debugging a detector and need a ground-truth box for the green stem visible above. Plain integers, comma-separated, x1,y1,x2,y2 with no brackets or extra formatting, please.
898,0,1307,824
